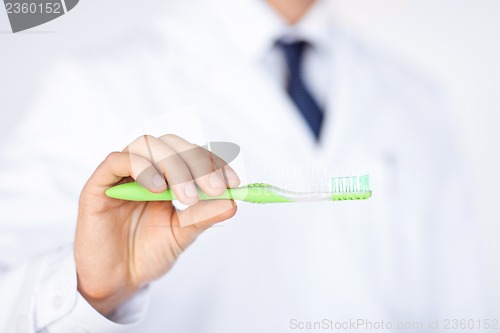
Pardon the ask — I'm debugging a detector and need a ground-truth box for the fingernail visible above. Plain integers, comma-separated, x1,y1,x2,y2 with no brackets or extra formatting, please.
153,174,166,188
184,181,198,198
209,172,225,189
224,169,240,187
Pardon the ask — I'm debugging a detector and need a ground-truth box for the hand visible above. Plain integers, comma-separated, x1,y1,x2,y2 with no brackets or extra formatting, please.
75,134,240,315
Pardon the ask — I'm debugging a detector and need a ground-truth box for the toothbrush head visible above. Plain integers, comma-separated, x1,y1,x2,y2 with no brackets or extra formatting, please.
330,175,372,201
242,175,372,203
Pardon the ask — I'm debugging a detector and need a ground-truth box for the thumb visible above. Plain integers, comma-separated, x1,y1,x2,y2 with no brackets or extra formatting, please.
172,200,237,248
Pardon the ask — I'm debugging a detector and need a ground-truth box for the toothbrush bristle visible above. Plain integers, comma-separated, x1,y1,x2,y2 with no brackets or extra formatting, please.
331,175,370,193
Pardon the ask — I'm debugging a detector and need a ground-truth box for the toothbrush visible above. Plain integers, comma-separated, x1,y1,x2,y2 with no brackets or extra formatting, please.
105,175,372,203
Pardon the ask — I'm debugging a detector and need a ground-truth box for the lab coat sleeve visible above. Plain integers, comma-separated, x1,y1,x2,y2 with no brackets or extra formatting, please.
0,60,149,332
0,246,149,333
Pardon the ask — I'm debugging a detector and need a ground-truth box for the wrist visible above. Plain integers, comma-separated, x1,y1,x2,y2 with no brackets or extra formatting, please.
77,275,139,317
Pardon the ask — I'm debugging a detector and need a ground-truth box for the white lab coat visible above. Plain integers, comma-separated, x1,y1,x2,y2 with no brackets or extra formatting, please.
0,0,490,332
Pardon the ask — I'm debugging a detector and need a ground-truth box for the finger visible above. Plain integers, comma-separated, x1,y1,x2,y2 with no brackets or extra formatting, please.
126,135,198,205
88,151,167,193
159,134,240,196
160,134,241,189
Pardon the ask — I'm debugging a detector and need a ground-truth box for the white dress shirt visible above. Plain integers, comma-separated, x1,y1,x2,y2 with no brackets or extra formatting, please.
0,0,491,332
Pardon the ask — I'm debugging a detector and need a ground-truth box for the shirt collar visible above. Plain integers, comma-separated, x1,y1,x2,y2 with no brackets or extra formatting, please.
213,0,334,62
289,0,334,54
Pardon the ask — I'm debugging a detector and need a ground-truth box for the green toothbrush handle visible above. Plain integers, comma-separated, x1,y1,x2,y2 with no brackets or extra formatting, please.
105,182,292,203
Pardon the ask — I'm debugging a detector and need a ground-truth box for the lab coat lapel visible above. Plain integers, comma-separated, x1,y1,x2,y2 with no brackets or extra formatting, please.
318,29,352,161
199,56,318,156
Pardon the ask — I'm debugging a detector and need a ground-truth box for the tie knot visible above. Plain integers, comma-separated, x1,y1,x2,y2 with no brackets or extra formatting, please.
276,40,309,73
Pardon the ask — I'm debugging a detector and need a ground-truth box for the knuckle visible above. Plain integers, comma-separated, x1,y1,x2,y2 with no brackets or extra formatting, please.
105,151,121,162
206,150,226,165
192,150,213,165
160,133,180,142
133,134,155,145
166,153,187,169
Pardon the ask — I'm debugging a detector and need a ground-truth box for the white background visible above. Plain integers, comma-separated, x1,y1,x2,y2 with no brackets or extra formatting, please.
0,0,499,298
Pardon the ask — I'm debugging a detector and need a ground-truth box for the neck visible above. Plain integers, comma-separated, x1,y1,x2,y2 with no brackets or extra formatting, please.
267,0,316,25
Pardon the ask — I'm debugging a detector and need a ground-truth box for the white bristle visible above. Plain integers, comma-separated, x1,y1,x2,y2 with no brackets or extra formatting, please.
331,175,370,193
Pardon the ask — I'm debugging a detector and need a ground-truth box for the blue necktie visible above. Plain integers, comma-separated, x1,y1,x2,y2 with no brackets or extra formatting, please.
277,40,324,141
